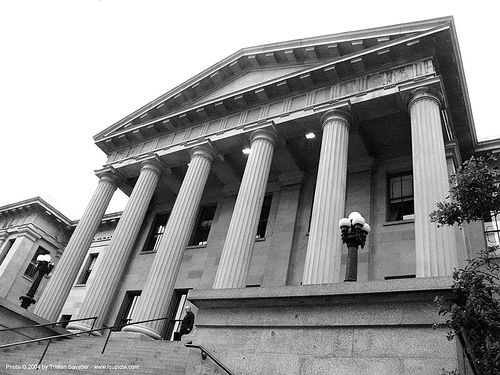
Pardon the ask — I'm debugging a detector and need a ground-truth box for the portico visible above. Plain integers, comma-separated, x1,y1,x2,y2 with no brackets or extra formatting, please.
29,20,478,366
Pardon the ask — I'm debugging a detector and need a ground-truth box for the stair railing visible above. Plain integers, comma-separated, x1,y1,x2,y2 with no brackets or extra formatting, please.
0,316,98,337
185,343,235,375
0,315,171,366
100,316,172,354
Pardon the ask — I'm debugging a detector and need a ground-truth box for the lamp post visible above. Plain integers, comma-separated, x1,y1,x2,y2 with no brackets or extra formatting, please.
20,254,54,309
339,212,370,282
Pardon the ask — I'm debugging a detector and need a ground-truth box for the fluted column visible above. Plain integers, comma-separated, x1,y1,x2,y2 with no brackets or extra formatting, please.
213,128,277,289
122,146,215,339
302,109,351,285
67,160,161,332
34,173,117,321
409,88,457,277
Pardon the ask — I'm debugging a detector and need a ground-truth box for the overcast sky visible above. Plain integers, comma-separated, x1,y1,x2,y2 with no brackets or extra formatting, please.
0,1,498,219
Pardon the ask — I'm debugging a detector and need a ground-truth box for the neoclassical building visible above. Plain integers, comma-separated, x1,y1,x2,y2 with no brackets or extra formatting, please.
1,16,496,373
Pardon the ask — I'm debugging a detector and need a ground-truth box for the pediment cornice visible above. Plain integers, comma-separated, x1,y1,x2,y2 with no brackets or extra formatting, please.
94,18,454,146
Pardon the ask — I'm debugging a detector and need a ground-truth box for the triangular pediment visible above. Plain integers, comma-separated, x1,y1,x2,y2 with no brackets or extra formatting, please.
196,66,311,104
95,17,455,146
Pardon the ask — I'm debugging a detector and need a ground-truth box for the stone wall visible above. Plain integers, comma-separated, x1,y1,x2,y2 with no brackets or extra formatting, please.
186,277,457,375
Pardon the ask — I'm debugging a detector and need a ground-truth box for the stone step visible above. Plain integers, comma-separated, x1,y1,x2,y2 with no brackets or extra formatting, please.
1,335,195,375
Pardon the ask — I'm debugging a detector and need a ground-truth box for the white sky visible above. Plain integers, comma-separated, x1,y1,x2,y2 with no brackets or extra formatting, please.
0,0,498,219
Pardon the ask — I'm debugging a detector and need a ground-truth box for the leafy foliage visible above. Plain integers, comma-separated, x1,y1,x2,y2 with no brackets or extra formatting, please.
432,154,500,374
435,248,500,374
430,155,499,226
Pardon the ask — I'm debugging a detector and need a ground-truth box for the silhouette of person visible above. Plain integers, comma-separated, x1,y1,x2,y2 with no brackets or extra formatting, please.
173,305,194,341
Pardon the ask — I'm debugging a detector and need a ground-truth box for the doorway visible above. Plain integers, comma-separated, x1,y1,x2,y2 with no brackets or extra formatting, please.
115,290,141,330
164,289,190,340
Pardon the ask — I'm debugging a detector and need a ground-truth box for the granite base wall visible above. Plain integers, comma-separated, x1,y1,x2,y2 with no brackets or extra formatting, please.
186,277,457,375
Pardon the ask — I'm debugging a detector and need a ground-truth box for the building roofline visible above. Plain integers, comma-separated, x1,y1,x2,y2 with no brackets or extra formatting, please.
0,197,74,227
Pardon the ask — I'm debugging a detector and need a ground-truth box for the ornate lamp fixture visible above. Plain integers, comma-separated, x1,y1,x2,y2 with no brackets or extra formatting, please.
338,212,370,282
20,254,54,309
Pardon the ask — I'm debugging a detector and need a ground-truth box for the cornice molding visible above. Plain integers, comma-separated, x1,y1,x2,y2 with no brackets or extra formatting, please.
103,62,438,174
95,22,450,146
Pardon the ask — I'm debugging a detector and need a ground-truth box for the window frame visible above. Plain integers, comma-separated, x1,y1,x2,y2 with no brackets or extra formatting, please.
256,194,273,239
188,204,217,247
24,246,50,280
387,172,415,222
142,212,170,253
76,253,98,285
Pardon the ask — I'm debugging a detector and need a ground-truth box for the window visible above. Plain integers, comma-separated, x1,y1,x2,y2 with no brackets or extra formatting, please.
256,195,273,239
189,205,217,246
483,212,500,249
24,246,50,279
0,238,15,266
77,253,98,285
142,213,169,252
387,173,414,221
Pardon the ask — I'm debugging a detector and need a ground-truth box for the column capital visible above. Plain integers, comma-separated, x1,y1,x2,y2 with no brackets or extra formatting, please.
321,109,352,130
190,145,217,163
250,128,279,146
140,159,162,176
407,87,443,111
98,171,119,186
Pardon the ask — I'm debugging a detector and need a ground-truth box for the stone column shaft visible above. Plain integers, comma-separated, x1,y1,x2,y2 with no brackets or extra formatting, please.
34,174,117,321
410,89,457,277
68,160,161,331
122,146,215,339
302,110,350,285
213,128,277,289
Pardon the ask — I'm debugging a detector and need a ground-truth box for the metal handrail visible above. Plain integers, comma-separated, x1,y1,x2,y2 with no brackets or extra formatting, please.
0,316,98,333
0,315,172,367
100,316,172,354
185,343,235,375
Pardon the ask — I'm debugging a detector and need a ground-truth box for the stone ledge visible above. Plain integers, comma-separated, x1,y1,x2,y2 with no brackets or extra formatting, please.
188,276,453,309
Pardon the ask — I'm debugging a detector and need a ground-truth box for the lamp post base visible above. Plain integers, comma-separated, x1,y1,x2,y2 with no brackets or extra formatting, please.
20,295,36,309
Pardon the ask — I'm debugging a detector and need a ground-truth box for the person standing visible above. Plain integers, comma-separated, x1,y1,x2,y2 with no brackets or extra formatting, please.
174,305,195,341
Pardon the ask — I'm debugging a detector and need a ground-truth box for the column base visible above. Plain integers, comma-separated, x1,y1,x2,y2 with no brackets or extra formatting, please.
66,322,102,336
121,324,161,340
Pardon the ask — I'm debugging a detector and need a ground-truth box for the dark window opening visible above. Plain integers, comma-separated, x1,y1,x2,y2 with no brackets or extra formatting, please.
387,173,414,221
77,253,98,285
384,275,416,280
256,195,273,239
24,246,50,279
189,205,217,246
143,213,170,252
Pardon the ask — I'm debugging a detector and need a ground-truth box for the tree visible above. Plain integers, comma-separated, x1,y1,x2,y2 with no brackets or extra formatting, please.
431,154,500,374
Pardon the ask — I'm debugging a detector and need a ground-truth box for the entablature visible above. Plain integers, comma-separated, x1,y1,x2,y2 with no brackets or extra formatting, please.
95,23,451,153
104,59,437,172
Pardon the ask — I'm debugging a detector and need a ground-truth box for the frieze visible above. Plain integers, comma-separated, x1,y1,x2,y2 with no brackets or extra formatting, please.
105,59,435,166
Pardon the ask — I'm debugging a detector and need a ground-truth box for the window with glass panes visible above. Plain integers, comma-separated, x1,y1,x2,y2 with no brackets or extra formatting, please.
387,173,414,221
483,212,500,249
189,205,217,246
24,246,50,279
142,213,170,252
256,194,273,239
77,253,98,285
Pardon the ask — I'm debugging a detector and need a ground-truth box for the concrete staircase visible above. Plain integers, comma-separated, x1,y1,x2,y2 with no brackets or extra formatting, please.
1,333,194,374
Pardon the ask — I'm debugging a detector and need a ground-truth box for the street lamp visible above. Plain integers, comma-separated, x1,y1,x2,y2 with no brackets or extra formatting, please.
20,254,54,309
339,212,370,282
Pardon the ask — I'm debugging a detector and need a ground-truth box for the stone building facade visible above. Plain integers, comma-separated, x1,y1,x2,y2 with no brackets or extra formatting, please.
2,16,499,373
